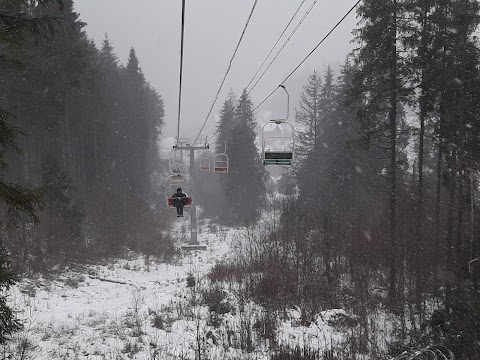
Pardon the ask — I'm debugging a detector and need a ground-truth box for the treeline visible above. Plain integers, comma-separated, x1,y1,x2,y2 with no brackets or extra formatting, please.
1,0,172,273
210,0,480,358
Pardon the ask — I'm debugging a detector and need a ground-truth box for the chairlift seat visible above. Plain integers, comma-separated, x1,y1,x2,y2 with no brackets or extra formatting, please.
167,197,192,208
164,173,193,209
214,166,228,173
200,158,211,171
213,154,229,173
264,151,293,165
262,121,295,166
169,174,185,184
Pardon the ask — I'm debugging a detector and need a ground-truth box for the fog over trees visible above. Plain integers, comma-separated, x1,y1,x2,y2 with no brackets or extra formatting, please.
1,0,479,358
2,0,170,269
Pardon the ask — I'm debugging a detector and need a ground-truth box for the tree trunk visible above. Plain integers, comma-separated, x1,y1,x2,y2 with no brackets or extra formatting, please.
415,2,432,321
455,173,464,280
434,137,443,298
445,148,457,313
388,0,398,303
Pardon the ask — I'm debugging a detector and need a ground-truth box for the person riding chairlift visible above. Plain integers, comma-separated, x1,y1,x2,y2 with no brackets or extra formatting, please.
171,187,187,217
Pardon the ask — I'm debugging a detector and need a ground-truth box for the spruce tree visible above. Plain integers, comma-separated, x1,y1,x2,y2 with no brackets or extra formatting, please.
402,0,440,311
0,0,65,343
215,92,237,156
295,67,338,205
295,70,322,162
34,155,84,263
432,3,480,354
218,90,265,225
348,0,410,302
1,0,167,260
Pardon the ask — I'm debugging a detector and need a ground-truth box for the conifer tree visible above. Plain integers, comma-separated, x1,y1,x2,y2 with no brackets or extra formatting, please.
35,155,84,262
348,0,410,302
1,0,168,260
295,70,322,162
402,0,440,310
214,93,237,221
295,67,337,204
217,90,265,225
216,92,237,156
0,0,64,343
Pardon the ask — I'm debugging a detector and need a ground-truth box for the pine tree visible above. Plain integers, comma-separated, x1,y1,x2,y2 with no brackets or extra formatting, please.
0,0,64,343
295,70,322,162
124,47,149,192
348,0,410,302
215,92,237,156
317,63,387,215
35,155,84,263
217,90,265,225
295,67,338,205
213,93,237,221
1,0,167,260
297,67,342,296
118,47,164,250
432,4,480,354
400,0,451,317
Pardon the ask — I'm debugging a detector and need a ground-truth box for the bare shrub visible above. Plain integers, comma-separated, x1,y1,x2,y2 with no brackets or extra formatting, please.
123,289,145,337
202,285,232,327
122,339,142,355
271,347,320,360
252,309,278,345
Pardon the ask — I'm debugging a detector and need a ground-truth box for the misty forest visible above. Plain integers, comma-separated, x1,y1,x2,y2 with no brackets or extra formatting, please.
0,0,479,359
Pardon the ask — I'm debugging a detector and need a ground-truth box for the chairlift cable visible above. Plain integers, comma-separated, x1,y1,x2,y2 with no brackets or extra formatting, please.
192,0,260,146
252,0,361,113
176,0,186,145
247,0,320,96
205,0,314,144
206,0,358,144
244,0,308,92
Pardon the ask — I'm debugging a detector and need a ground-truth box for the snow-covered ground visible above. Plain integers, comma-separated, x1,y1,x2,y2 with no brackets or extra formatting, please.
5,218,364,359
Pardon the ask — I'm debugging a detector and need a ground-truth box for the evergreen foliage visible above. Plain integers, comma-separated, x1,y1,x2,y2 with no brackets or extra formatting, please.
210,1,480,357
296,67,342,204
0,0,53,222
216,90,266,226
0,0,170,271
0,248,21,343
0,0,67,342
34,155,84,263
295,69,322,161
346,1,480,353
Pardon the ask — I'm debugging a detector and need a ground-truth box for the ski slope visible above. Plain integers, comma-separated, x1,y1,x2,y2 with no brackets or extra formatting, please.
5,218,370,359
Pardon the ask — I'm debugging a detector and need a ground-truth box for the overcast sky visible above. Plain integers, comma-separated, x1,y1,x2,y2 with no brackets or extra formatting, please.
74,0,358,142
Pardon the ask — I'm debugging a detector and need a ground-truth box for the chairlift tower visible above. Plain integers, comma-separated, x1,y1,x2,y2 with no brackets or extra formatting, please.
173,142,209,248
176,139,189,162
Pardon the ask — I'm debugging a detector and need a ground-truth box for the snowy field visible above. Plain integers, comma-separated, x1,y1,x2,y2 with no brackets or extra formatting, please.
4,218,370,359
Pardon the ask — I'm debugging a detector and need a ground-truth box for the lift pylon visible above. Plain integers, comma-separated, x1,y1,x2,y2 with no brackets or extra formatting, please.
172,142,209,249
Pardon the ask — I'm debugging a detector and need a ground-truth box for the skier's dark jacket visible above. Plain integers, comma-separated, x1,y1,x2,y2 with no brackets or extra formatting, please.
171,188,187,204
172,188,186,199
